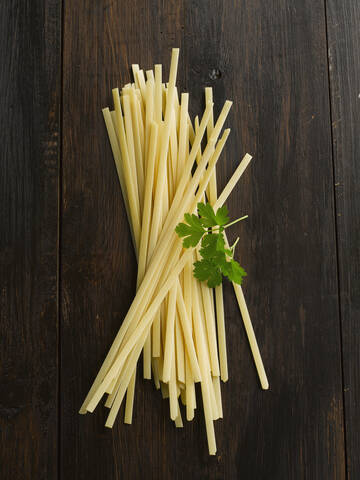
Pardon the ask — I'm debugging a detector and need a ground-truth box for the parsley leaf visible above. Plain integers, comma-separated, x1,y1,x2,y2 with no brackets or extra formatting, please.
175,202,248,287
197,202,229,228
222,259,247,284
175,213,206,248
194,259,222,287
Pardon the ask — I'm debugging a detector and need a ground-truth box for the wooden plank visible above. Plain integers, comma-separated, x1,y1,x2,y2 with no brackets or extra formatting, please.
61,1,185,479
0,1,61,479
184,2,345,478
326,1,360,478
61,1,346,478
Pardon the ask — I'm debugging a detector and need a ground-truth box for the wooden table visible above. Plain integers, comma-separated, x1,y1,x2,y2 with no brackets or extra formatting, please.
1,1,359,479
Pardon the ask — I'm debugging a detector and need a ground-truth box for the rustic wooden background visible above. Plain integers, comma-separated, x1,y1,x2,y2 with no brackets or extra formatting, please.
1,1,359,479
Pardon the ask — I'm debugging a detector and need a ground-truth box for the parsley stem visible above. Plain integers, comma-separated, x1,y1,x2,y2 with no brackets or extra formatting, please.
209,215,248,234
223,215,248,229
231,237,239,251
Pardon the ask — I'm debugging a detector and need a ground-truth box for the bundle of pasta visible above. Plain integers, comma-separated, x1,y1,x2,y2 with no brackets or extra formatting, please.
80,48,268,455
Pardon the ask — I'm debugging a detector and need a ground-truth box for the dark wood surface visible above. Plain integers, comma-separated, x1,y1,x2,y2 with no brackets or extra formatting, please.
326,1,360,479
1,1,359,479
0,1,61,479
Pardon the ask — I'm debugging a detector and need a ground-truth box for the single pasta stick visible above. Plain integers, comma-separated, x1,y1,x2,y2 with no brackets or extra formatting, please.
213,153,252,210
135,69,147,102
154,64,162,123
152,120,161,193
156,157,171,354
159,293,167,372
161,154,169,219
159,335,165,380
169,109,178,198
180,387,186,406
175,280,201,382
177,93,189,185
137,122,158,283
160,296,167,351
173,86,181,134
152,358,161,390
208,374,220,420
106,373,117,395
143,330,152,379
122,94,140,217
213,376,223,418
152,312,161,358
187,251,197,416
150,137,169,358
124,371,136,423
194,115,202,164
185,353,195,420
160,381,169,399
188,119,195,149
183,251,195,419
229,260,269,390
144,79,154,167
192,280,217,455
175,313,185,384
169,347,178,420
162,84,167,118
174,408,183,428
137,122,159,380
129,89,145,209
134,93,145,164
146,69,154,82
131,64,140,89
163,282,177,383
205,87,217,201
80,118,231,414
215,283,228,382
104,375,120,409
167,146,174,201
135,88,146,128
112,89,141,244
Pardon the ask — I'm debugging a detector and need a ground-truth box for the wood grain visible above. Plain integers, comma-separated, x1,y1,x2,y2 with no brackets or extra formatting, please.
184,1,346,478
326,0,360,478
0,1,61,479
57,0,346,478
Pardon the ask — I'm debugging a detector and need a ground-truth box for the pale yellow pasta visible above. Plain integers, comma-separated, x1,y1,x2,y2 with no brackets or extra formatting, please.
80,49,268,457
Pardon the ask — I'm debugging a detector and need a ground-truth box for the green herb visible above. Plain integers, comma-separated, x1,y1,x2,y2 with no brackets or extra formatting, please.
175,202,248,287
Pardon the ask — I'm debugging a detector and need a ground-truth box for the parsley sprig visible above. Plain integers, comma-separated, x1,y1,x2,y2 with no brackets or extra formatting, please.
175,203,248,288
